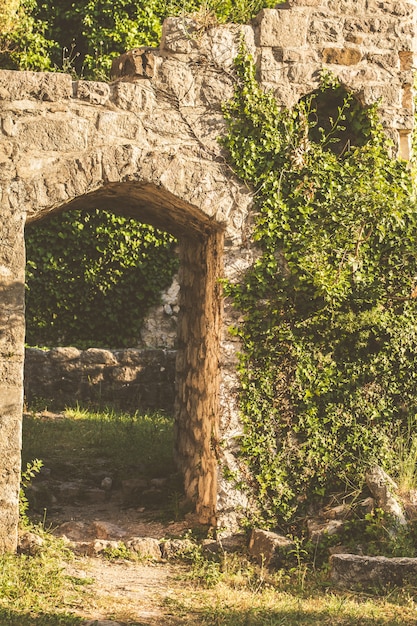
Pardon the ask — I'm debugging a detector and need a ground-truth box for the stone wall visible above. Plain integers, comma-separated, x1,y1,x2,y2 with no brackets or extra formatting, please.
158,0,416,158
24,347,176,412
0,0,416,551
139,275,180,349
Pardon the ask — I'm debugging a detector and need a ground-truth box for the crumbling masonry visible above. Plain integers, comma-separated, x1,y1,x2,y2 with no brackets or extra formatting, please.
0,0,416,551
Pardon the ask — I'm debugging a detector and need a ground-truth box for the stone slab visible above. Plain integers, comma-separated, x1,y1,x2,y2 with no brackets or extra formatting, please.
330,553,417,587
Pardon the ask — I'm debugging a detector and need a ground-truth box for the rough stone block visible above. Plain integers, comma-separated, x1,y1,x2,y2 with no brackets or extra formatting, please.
110,48,155,80
160,17,201,55
49,347,81,361
0,70,72,101
18,116,89,152
331,553,417,588
81,348,118,365
321,47,362,65
307,518,345,542
126,537,162,560
399,51,414,71
110,80,155,113
200,25,255,70
74,80,111,105
308,15,344,44
256,47,288,86
160,538,195,559
254,8,310,48
327,0,369,13
248,529,294,567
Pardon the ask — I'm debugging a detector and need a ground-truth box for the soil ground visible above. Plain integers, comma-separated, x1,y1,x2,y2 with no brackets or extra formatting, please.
51,500,193,624
67,557,186,625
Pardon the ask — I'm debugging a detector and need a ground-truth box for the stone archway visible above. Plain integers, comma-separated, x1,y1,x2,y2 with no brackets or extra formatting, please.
25,181,225,526
0,57,252,551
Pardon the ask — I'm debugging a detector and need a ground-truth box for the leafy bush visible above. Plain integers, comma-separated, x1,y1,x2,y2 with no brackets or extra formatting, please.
25,209,178,348
7,0,281,78
0,0,55,70
222,51,417,527
0,0,19,36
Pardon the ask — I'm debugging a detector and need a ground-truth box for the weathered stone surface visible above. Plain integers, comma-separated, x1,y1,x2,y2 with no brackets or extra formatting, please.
140,276,180,349
307,519,345,542
248,529,294,567
160,17,202,56
321,47,362,65
88,539,121,556
24,347,177,412
110,48,155,80
254,7,310,48
18,531,44,555
330,553,417,588
366,466,406,527
126,537,162,560
74,80,111,105
160,538,195,559
0,70,72,101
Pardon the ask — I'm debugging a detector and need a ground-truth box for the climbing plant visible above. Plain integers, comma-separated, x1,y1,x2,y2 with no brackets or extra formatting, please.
25,209,178,348
222,50,417,528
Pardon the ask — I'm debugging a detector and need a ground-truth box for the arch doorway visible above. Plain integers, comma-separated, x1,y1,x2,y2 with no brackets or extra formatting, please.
24,181,225,527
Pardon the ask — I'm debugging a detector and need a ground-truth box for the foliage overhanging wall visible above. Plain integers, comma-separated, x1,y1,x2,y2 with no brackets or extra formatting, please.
222,50,417,527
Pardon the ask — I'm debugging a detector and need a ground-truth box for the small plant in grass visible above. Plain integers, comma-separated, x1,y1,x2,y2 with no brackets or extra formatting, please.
102,542,133,561
19,458,43,526
392,415,417,497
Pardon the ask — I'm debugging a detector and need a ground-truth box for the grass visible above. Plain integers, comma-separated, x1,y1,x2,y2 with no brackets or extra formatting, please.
22,403,176,481
165,585,417,625
2,545,417,626
9,403,417,625
167,545,417,625
393,415,417,497
0,529,88,626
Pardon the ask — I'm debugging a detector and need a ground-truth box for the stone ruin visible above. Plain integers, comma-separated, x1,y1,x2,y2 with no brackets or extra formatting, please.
0,0,416,551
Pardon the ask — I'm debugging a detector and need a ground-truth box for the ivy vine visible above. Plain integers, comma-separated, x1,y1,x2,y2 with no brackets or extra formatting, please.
25,209,178,348
222,50,417,527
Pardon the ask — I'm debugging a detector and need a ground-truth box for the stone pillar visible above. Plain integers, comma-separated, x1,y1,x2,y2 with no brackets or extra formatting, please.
175,230,223,526
0,211,25,553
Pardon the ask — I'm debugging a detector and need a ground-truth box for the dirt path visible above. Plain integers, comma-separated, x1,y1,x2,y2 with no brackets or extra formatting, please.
50,501,195,625
24,410,200,624
68,557,186,625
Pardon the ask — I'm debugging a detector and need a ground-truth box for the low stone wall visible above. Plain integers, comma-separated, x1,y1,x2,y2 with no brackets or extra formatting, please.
24,347,176,413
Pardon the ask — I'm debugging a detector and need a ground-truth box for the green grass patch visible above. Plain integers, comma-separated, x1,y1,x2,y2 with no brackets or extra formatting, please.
0,531,87,625
22,404,176,480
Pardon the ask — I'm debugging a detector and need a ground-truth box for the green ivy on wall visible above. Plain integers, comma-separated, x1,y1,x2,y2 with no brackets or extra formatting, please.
222,50,417,528
25,209,178,348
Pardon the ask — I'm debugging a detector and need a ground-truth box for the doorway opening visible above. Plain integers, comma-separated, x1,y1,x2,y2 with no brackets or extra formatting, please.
23,181,224,543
